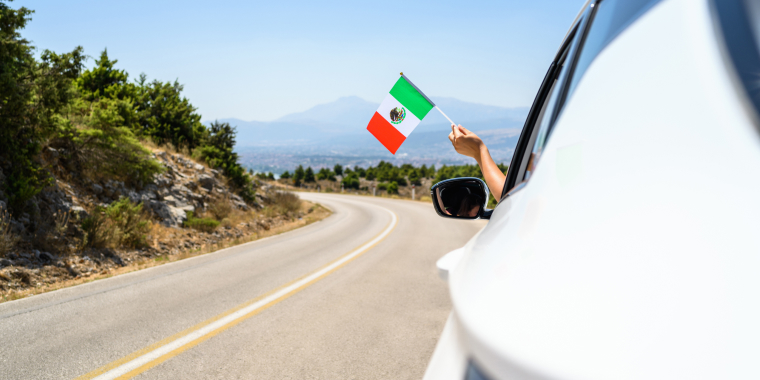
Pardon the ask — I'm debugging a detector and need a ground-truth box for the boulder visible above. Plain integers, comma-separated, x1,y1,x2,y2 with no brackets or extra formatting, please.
151,201,188,227
197,174,215,191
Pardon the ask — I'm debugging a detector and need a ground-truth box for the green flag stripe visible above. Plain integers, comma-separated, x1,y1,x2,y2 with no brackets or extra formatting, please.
389,76,434,120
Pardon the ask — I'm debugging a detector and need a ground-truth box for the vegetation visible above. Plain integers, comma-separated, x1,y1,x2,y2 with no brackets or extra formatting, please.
283,161,508,188
265,191,302,216
82,197,151,248
184,211,220,232
0,205,19,256
0,1,254,214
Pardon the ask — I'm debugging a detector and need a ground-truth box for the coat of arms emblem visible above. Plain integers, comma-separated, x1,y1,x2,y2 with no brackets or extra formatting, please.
389,107,406,124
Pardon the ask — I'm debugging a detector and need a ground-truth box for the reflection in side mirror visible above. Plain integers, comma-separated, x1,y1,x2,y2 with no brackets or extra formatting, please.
430,177,491,220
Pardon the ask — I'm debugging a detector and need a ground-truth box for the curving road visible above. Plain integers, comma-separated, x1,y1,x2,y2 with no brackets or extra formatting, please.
0,193,485,379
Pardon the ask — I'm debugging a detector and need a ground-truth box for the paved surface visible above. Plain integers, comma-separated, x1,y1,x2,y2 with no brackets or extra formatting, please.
0,193,485,379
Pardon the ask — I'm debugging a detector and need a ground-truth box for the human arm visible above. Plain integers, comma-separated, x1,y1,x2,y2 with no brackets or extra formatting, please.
448,124,506,200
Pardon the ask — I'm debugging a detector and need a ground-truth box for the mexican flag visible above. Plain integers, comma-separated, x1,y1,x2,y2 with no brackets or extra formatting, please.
367,74,435,154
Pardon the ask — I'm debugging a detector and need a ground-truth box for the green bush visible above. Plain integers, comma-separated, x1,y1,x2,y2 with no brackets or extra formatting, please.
184,211,220,232
82,197,151,248
341,172,360,190
195,121,254,201
62,98,164,184
137,78,206,150
387,181,399,194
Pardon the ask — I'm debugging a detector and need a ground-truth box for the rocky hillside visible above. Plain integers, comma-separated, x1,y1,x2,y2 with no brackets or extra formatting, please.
0,149,326,302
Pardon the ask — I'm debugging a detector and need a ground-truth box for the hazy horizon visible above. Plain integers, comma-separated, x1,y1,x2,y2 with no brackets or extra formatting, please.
15,0,582,121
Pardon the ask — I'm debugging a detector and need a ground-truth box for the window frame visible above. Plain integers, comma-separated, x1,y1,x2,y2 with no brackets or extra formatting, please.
500,6,594,200
710,0,760,130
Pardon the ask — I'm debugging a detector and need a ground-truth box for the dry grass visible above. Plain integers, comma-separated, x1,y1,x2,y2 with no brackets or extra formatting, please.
0,205,19,257
0,201,330,303
34,210,73,256
207,197,233,221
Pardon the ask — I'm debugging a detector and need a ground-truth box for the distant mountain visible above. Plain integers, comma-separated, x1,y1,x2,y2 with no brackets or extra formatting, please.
213,96,528,147
275,96,377,128
207,96,529,173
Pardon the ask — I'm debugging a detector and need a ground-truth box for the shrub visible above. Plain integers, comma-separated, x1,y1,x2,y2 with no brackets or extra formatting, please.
82,197,151,248
377,182,388,191
194,121,254,201
62,98,164,185
207,198,233,221
184,211,220,232
387,181,399,194
267,191,301,215
0,204,19,257
341,172,360,190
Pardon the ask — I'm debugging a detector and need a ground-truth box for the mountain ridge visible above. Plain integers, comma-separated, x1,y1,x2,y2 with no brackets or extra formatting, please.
206,96,529,173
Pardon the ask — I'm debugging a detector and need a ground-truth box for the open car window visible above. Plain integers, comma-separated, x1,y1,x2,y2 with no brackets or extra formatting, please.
500,15,587,200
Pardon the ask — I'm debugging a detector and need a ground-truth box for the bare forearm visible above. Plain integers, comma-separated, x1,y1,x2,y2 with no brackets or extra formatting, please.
475,145,506,200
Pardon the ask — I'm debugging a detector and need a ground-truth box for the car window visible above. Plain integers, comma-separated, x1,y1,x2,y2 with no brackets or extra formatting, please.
522,0,664,183
713,0,760,124
501,21,584,199
522,46,572,182
564,0,663,102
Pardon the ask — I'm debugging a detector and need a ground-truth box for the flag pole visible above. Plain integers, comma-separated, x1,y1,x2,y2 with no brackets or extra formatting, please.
399,72,456,126
435,106,456,126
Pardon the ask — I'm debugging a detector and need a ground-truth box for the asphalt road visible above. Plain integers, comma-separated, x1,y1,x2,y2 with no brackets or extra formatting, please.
0,193,485,380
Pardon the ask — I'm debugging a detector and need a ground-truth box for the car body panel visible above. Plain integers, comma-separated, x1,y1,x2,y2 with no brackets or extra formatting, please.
429,0,760,379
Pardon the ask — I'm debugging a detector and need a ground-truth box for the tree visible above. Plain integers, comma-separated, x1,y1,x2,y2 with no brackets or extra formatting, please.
280,171,292,179
136,79,205,149
195,121,253,200
63,98,163,184
76,49,137,102
341,172,360,190
293,165,304,186
0,2,85,210
304,167,315,183
408,169,421,186
333,164,343,176
316,168,335,181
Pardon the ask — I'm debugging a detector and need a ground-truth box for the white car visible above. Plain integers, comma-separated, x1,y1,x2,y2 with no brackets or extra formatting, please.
425,0,760,379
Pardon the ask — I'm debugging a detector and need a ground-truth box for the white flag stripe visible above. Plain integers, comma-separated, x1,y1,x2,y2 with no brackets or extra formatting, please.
377,94,421,137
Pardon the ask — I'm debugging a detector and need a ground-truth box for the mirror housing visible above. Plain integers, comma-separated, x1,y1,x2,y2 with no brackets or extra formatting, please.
430,177,492,220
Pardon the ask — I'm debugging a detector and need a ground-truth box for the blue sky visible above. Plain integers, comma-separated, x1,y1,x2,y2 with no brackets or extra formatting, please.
15,0,581,121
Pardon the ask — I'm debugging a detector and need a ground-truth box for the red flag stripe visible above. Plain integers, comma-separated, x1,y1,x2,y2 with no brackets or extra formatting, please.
366,112,406,154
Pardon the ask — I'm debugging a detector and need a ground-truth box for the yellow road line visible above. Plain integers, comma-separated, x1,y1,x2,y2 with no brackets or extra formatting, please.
75,206,398,380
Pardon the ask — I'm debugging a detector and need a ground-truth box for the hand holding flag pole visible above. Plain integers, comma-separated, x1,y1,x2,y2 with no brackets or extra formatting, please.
366,72,455,154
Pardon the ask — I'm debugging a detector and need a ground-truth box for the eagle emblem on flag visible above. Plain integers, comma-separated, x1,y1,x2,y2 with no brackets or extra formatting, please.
389,107,406,124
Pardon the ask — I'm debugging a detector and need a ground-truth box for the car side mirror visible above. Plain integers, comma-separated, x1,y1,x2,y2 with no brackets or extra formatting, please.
430,177,492,220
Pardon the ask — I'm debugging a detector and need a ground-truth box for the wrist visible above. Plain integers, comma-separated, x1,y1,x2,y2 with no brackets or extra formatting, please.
475,144,488,164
